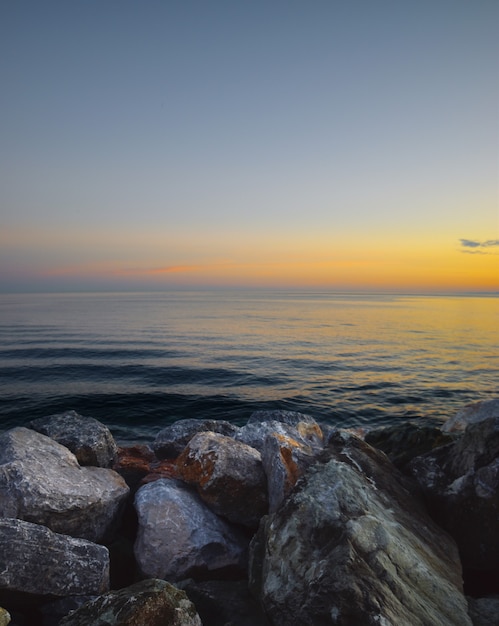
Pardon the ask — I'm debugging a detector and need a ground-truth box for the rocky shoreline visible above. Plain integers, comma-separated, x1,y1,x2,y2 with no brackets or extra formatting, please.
0,400,498,625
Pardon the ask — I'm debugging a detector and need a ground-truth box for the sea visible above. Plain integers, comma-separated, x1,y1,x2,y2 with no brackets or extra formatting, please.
0,290,497,444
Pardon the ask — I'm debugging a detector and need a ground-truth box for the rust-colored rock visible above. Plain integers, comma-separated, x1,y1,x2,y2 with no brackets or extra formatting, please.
176,432,268,527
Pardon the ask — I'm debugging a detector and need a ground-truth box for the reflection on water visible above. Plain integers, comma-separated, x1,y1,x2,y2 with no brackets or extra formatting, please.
0,291,497,440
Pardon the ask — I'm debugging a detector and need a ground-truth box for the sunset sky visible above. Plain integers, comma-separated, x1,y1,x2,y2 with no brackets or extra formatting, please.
1,1,498,292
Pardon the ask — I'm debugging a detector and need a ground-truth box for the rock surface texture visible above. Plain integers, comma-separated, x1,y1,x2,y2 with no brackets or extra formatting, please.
0,608,10,626
176,431,268,527
134,478,248,581
28,410,118,467
409,416,499,572
250,431,472,626
58,579,202,626
0,427,129,542
0,518,109,597
443,398,499,433
153,418,239,459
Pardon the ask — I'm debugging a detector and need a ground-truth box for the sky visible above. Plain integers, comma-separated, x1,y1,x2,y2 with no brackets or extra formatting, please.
1,0,498,293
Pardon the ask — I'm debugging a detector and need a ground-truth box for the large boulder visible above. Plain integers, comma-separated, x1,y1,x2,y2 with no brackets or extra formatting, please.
442,398,499,433
153,419,239,459
134,479,248,582
0,427,129,542
176,431,268,527
250,431,471,626
0,518,109,598
409,416,499,572
28,410,118,468
58,579,201,626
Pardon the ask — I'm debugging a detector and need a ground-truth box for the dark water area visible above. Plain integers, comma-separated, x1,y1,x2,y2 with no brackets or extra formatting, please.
0,291,497,443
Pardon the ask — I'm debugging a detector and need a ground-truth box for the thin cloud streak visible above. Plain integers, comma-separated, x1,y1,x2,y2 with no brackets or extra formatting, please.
459,239,499,254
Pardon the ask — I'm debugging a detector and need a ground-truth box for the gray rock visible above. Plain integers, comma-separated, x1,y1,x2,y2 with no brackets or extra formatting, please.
134,479,248,582
467,596,499,626
261,430,321,512
235,418,324,455
250,431,471,626
443,398,499,433
0,518,109,597
0,427,129,542
153,418,239,459
409,416,499,572
28,410,118,467
58,579,201,626
176,431,268,527
248,409,317,426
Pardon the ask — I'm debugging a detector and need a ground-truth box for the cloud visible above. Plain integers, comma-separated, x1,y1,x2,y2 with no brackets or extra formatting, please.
459,239,499,254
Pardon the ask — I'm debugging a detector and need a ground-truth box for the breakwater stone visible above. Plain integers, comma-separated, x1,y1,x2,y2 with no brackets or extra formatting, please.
0,518,109,597
0,427,129,542
1,399,498,624
28,409,118,468
249,431,472,626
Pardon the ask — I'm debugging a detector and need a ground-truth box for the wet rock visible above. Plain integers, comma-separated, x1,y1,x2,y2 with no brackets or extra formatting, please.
0,427,129,542
176,431,268,527
409,416,499,572
134,479,248,582
178,579,270,626
467,596,499,626
29,410,118,468
58,579,201,626
0,518,109,598
0,608,10,626
153,419,239,459
250,431,471,626
443,398,499,433
365,421,453,469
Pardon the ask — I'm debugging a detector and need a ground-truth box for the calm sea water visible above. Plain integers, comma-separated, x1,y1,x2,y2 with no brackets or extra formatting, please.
0,291,497,443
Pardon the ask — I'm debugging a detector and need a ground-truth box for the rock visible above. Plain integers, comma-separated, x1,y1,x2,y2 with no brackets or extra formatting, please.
443,398,499,433
28,410,118,468
176,432,268,527
134,479,248,582
466,596,499,626
248,409,317,426
178,579,270,626
58,579,201,626
249,431,471,626
0,427,129,542
408,416,499,573
113,445,177,493
261,430,320,513
364,422,453,469
0,518,109,598
235,418,324,455
0,608,10,626
152,419,239,459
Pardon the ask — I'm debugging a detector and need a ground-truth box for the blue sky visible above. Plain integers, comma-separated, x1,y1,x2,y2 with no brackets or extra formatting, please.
1,1,498,291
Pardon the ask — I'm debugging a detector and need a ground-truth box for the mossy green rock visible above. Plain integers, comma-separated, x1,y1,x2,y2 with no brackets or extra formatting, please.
59,579,201,626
